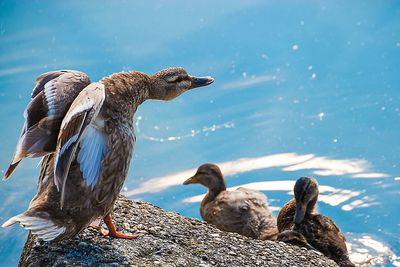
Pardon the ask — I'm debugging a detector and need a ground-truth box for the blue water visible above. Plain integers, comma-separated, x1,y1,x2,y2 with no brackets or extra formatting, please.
0,1,399,266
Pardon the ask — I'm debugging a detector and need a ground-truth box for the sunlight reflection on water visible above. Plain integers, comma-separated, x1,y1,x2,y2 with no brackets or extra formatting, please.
124,152,388,196
347,234,400,267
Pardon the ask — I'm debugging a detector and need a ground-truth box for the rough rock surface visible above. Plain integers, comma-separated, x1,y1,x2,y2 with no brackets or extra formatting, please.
20,196,338,267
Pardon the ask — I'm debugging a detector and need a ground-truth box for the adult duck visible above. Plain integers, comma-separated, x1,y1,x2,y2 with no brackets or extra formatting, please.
2,68,214,241
277,177,355,267
183,163,278,240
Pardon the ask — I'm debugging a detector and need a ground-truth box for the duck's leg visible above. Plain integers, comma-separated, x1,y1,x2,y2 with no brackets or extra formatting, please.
101,214,137,239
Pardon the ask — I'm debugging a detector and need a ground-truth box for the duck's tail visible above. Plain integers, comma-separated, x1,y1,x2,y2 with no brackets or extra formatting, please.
2,213,65,241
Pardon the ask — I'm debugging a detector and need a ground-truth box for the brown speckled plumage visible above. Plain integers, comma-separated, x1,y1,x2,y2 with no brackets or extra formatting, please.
277,177,355,267
183,164,278,240
3,67,214,241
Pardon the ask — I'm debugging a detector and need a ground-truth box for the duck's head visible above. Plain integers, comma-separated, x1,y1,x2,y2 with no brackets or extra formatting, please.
149,67,214,101
293,176,319,224
183,163,226,191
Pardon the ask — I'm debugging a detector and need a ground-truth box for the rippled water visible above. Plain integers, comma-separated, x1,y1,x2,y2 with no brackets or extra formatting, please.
0,1,399,266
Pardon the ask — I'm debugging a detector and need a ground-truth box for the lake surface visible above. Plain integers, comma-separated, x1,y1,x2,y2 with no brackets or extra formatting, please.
0,1,399,266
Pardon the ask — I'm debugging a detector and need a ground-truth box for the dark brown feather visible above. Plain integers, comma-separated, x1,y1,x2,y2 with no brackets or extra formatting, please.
278,198,354,266
3,70,90,180
293,215,355,267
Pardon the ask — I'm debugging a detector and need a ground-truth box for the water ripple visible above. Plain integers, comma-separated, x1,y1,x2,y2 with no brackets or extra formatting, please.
125,152,388,196
135,116,234,142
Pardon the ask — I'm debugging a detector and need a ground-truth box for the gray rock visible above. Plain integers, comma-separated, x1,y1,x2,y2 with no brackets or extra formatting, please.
19,195,338,267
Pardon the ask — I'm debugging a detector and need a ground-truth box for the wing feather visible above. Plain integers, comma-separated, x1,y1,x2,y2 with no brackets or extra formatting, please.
77,124,107,189
54,82,105,208
3,70,90,180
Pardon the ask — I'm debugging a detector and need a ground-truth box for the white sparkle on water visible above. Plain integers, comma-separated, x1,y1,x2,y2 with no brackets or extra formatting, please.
318,112,325,120
311,73,317,80
292,44,299,50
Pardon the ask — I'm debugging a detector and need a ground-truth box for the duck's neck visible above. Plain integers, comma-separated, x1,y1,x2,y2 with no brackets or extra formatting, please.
201,184,226,219
203,182,226,205
102,71,151,122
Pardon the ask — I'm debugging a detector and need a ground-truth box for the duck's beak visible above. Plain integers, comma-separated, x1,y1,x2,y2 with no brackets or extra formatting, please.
294,204,306,224
183,174,200,185
189,76,214,89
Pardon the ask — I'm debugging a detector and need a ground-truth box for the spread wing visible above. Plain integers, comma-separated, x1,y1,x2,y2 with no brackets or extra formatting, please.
3,70,90,180
54,82,106,209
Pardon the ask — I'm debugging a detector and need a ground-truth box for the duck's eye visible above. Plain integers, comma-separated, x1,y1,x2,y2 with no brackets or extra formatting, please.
167,76,183,83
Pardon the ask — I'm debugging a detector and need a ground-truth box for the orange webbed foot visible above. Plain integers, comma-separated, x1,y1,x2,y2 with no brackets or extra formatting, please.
100,228,137,239
102,214,137,239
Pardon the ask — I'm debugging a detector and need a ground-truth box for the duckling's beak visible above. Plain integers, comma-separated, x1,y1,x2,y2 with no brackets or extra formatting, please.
183,175,200,185
189,76,214,89
294,204,306,224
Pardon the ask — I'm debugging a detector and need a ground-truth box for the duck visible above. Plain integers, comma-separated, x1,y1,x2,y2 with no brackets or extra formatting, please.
2,67,214,241
183,163,278,240
277,177,355,267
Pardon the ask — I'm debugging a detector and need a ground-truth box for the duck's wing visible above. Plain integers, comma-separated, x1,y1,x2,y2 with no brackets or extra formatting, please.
296,214,352,265
205,188,276,239
204,191,248,235
54,82,106,209
234,188,278,239
3,70,90,180
277,198,296,232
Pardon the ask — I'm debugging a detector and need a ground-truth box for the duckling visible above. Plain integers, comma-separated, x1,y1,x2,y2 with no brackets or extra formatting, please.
2,67,214,241
277,177,355,267
183,163,278,240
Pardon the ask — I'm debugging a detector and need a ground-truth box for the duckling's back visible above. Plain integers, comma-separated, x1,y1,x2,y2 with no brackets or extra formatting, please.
203,187,278,240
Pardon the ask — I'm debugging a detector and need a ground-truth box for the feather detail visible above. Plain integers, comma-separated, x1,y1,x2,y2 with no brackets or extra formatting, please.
2,213,65,241
54,82,105,209
3,70,90,180
77,123,107,189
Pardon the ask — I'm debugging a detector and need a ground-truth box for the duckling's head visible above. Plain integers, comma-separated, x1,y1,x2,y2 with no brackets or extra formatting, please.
149,67,214,101
293,176,319,224
183,163,226,192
